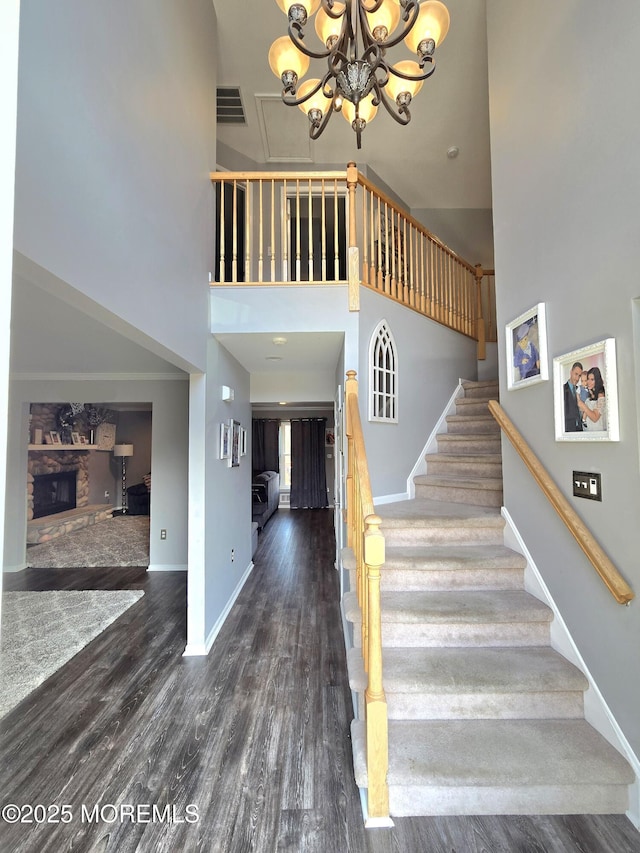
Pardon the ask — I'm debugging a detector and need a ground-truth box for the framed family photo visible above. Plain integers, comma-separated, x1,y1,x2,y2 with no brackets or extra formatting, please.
505,303,548,390
219,422,230,459
553,338,619,441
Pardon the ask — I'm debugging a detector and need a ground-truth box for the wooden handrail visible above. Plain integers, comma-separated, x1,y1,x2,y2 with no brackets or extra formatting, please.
488,400,634,605
345,370,389,819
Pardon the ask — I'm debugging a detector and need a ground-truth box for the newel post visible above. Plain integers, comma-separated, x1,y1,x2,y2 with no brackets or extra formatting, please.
345,370,357,549
364,513,389,820
347,162,360,312
475,263,486,361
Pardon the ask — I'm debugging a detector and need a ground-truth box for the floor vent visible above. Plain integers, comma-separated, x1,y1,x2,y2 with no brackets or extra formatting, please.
279,493,291,507
217,87,246,124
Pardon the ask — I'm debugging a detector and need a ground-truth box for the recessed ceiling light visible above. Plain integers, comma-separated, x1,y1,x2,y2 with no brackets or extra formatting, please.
447,146,460,159
266,356,283,361
272,336,287,345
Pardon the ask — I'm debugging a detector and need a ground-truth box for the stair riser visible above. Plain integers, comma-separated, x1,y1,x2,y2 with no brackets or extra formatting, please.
445,419,500,435
351,622,551,648
353,691,585,721
455,400,494,416
350,568,524,592
426,458,502,477
437,437,502,454
383,526,504,547
387,785,630,817
415,482,503,507
460,386,499,399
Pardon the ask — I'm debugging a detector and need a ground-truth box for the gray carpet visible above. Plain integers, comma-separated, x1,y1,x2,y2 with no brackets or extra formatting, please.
0,589,144,719
26,515,150,568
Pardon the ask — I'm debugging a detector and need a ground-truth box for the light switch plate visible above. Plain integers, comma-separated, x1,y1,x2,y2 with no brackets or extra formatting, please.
573,471,602,501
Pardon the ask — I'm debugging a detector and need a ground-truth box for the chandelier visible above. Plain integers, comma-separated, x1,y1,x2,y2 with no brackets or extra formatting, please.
268,0,450,148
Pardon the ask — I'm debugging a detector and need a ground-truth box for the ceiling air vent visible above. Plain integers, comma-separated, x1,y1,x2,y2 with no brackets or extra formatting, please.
217,87,246,125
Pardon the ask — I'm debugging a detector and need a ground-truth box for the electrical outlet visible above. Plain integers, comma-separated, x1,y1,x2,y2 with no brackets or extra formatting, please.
160,529,167,540
231,548,235,562
104,490,110,498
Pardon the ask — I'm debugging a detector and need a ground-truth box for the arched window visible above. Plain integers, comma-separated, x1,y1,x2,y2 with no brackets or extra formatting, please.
369,321,398,422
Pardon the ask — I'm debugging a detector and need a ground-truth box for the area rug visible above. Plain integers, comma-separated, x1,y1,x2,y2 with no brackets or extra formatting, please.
0,589,144,719
26,515,150,568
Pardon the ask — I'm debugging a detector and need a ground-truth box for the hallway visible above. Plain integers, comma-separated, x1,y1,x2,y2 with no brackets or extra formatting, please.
1,510,639,852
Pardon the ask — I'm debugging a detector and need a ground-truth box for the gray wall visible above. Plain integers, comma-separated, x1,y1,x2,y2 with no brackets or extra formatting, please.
13,0,216,372
203,339,252,637
360,287,478,497
115,410,153,489
411,208,495,269
487,1,640,755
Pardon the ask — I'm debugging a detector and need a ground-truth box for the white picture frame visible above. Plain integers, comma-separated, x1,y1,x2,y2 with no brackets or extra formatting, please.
553,338,619,441
505,303,549,390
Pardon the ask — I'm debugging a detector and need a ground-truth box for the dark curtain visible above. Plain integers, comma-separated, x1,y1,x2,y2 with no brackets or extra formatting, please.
252,419,280,475
290,418,328,509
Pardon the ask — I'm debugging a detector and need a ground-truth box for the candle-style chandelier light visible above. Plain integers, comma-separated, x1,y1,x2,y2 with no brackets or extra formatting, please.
268,0,450,148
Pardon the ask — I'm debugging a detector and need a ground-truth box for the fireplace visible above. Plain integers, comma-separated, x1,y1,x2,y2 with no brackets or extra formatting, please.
32,470,77,519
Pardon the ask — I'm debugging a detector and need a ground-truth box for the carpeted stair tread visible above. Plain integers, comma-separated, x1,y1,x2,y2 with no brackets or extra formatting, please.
382,543,526,571
414,474,503,491
445,414,500,434
344,589,552,625
378,498,503,526
351,719,634,789
347,646,588,694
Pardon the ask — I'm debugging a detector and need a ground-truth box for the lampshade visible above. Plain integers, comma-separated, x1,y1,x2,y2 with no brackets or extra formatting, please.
113,443,134,457
342,93,378,125
314,1,345,47
365,0,401,40
404,0,450,55
269,36,310,81
275,0,320,17
297,78,329,118
385,60,425,102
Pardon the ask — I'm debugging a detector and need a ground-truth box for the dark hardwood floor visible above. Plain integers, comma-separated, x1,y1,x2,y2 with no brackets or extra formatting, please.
1,509,639,852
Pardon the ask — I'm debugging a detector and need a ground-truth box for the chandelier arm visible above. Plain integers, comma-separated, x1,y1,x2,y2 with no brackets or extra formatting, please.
363,1,422,53
387,56,436,84
320,0,349,20
287,20,333,60
309,96,337,140
375,83,412,126
282,76,325,108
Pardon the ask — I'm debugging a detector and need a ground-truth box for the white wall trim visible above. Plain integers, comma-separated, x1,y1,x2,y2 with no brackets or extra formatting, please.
147,564,188,572
502,506,640,828
10,372,187,382
182,559,254,657
373,492,408,506
3,562,27,574
406,377,465,498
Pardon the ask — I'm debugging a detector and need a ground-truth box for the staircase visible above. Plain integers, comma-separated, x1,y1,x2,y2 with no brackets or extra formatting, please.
345,379,633,817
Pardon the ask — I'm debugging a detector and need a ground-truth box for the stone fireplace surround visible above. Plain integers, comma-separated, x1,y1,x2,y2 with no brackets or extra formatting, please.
27,404,112,546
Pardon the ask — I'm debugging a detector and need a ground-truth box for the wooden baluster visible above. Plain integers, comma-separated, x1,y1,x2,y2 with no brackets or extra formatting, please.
219,182,226,283
282,178,288,281
258,180,264,283
335,177,340,281
307,179,313,281
232,180,237,283
475,264,486,358
321,179,327,282
389,204,396,298
245,178,251,284
364,513,389,819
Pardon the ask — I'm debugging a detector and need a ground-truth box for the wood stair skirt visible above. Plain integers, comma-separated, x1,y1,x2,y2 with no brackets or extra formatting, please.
344,379,634,817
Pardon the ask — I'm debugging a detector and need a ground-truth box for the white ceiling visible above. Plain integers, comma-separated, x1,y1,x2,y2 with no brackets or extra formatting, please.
215,331,344,374
212,0,492,211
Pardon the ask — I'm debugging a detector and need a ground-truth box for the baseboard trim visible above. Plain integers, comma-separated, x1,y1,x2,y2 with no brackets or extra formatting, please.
147,564,187,572
406,378,465,499
182,560,255,658
502,506,640,828
373,492,408,506
2,563,28,573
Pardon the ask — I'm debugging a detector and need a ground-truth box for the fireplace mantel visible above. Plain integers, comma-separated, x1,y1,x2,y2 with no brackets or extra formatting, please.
28,444,109,451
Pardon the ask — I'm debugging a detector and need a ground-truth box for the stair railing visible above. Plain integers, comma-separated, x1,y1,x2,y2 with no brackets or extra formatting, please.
489,401,634,605
209,166,497,351
345,369,389,820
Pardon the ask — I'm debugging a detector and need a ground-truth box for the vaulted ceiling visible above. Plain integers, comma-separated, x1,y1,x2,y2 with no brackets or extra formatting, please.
212,0,492,212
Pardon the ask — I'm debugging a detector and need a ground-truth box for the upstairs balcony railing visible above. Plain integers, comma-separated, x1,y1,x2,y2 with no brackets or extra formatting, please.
210,164,496,353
